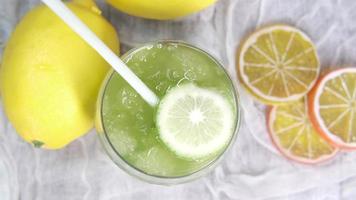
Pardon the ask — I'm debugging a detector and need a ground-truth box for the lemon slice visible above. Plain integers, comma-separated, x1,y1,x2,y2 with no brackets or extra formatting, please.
309,68,356,149
268,99,338,164
238,25,320,104
156,84,236,159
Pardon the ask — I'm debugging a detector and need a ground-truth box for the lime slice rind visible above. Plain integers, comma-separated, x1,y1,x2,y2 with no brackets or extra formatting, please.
157,84,235,159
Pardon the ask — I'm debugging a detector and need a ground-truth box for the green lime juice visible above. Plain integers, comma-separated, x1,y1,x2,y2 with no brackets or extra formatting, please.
98,41,238,178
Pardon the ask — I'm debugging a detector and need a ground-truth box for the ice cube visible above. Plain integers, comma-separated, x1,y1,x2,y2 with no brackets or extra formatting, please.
108,129,138,156
133,146,177,176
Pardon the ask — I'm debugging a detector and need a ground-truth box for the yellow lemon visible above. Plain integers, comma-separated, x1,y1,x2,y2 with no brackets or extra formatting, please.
106,0,218,20
0,0,119,149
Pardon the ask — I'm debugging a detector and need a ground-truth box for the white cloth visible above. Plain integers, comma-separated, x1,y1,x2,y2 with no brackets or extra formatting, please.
1,0,356,199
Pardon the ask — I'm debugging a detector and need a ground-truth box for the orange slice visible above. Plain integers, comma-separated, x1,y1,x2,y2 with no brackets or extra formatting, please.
237,25,320,105
267,99,338,164
309,68,356,149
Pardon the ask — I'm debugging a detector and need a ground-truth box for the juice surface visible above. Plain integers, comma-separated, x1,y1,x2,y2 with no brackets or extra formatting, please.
101,42,237,177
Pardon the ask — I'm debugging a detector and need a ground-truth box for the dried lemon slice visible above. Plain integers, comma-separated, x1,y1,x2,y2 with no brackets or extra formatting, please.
268,99,338,164
309,68,356,149
238,25,320,104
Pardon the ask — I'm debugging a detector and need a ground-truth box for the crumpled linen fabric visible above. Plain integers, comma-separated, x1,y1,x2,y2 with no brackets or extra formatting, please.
1,0,356,199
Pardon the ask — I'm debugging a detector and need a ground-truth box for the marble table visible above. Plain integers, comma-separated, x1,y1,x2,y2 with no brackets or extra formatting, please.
1,0,356,199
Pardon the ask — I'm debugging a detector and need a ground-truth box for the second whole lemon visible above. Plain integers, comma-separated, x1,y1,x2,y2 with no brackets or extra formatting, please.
106,0,218,20
0,0,119,149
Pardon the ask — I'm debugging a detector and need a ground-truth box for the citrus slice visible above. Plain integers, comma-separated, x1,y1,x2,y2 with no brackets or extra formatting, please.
267,99,338,164
308,68,356,149
237,25,320,104
156,84,236,159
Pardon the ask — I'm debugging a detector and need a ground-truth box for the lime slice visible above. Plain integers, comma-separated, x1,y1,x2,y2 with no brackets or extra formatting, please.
156,84,235,159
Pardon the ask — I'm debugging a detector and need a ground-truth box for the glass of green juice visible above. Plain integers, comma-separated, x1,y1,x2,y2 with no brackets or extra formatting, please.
96,40,240,184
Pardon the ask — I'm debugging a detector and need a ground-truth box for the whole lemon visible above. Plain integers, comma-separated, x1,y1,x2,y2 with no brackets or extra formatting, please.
0,1,119,149
106,0,218,20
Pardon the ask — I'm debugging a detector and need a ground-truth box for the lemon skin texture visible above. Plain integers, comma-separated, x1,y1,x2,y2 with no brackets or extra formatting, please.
0,2,119,149
106,0,218,20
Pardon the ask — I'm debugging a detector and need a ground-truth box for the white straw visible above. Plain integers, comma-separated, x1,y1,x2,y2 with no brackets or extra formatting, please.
41,0,159,107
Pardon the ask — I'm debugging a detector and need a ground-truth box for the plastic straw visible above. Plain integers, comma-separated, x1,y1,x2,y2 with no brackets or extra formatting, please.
41,0,159,107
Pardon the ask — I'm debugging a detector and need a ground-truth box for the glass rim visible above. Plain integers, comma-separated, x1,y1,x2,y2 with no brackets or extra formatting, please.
97,40,242,185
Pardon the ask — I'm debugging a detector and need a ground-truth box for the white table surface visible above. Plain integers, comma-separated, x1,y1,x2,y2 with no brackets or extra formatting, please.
1,0,356,199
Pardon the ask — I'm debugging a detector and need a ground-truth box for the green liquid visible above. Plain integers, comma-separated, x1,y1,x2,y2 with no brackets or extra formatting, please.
100,41,237,177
